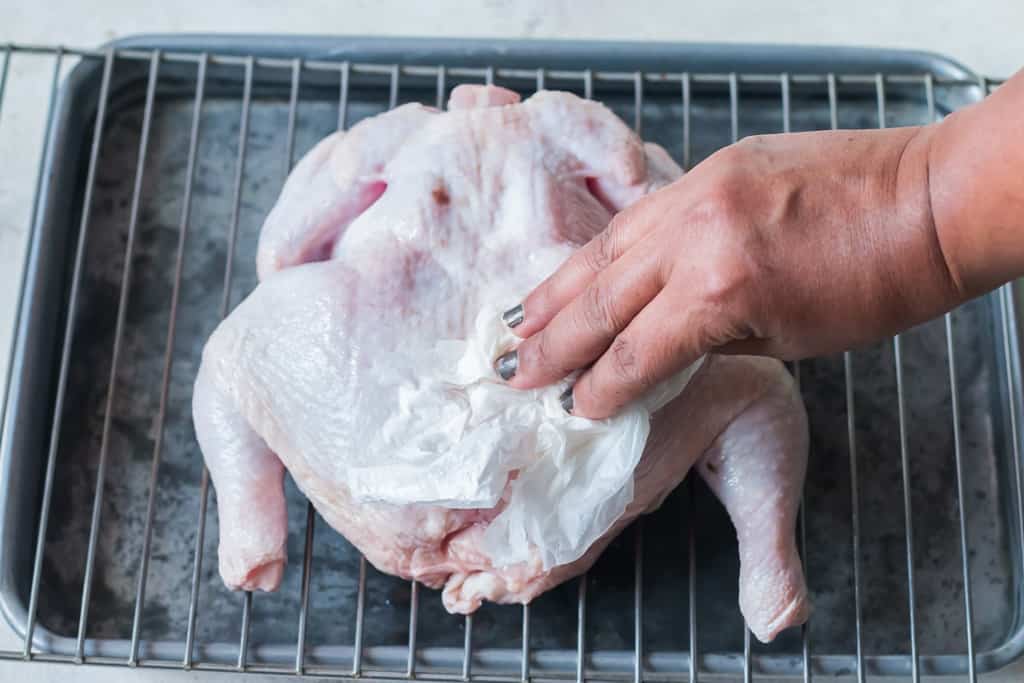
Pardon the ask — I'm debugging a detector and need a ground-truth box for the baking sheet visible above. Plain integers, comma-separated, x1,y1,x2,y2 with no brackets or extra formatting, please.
0,38,1019,677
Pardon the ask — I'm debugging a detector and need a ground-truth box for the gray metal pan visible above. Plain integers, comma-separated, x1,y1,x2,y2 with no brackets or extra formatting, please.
0,36,1018,679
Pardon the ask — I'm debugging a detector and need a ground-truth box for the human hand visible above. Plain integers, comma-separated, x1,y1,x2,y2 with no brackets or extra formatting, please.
496,124,961,419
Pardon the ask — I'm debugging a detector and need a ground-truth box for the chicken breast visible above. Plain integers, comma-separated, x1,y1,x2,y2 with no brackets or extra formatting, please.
192,84,810,643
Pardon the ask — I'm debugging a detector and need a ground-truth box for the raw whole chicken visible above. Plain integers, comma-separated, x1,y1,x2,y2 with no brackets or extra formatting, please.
192,84,811,643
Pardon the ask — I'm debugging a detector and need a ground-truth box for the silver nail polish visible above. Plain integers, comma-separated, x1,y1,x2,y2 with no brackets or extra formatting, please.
502,304,524,329
560,386,574,413
495,350,518,380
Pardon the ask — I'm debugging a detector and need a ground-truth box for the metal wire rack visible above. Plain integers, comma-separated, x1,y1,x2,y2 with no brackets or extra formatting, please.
0,38,1019,683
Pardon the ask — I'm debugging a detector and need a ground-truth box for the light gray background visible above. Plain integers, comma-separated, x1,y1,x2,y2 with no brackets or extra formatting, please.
1,1,1021,681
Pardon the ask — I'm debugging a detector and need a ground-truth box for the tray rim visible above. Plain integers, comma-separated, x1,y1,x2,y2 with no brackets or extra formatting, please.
0,34,1018,677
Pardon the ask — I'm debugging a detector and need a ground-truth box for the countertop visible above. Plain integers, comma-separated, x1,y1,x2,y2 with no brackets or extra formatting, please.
0,1,1021,681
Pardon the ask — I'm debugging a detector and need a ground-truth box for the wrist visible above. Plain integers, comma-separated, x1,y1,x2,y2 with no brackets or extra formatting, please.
912,122,967,300
874,122,964,330
924,113,972,300
927,71,1024,300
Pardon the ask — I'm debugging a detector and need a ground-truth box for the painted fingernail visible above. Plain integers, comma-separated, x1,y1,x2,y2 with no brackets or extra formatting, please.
502,304,524,329
495,350,518,380
560,386,574,413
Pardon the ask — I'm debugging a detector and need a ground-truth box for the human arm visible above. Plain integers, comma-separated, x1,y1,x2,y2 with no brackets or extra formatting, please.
499,69,1024,419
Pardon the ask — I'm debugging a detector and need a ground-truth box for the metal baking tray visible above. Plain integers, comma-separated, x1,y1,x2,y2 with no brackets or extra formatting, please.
0,36,1020,680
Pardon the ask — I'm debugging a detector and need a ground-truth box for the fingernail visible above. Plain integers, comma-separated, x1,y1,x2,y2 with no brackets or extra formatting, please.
495,350,518,380
560,386,574,413
502,304,524,329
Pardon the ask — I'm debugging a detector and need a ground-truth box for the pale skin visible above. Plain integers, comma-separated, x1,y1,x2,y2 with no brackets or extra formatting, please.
501,69,1024,420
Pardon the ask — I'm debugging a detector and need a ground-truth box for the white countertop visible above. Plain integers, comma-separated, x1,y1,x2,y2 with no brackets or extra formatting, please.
1,1,1021,681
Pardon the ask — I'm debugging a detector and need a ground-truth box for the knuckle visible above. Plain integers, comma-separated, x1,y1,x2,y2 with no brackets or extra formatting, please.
573,375,617,420
700,251,755,314
577,280,621,334
574,335,650,419
608,334,649,388
736,133,769,150
524,330,569,379
582,224,618,273
709,139,748,169
700,253,749,307
698,154,756,225
606,209,630,237
702,184,745,227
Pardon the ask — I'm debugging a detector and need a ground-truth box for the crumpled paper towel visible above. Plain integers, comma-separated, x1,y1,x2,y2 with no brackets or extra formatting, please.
346,305,703,569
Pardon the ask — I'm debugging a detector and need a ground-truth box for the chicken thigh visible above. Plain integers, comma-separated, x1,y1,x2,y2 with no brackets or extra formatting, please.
193,84,810,643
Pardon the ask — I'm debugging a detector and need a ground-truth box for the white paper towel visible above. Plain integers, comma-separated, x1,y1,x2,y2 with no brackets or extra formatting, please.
347,305,703,568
